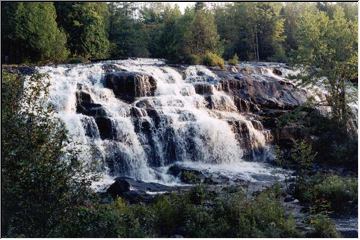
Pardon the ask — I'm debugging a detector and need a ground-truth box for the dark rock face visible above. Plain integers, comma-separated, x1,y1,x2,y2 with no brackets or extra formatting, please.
273,68,282,76
76,91,107,117
193,83,215,95
107,177,131,197
218,75,307,110
95,117,116,140
104,72,157,102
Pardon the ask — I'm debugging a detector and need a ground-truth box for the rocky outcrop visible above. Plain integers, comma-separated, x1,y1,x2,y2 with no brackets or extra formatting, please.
104,72,156,102
219,76,307,110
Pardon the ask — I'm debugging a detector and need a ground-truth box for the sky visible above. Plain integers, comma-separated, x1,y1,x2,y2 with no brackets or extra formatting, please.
171,2,195,12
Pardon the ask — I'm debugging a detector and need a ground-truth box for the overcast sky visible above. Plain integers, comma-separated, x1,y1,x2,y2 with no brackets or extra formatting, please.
171,2,195,12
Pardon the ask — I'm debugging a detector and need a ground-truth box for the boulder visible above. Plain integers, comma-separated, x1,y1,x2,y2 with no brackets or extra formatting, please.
107,177,174,203
107,178,131,198
76,91,107,117
168,165,206,184
273,68,282,76
104,72,157,102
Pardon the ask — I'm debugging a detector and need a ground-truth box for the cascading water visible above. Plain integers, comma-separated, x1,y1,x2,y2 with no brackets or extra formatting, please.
37,59,284,185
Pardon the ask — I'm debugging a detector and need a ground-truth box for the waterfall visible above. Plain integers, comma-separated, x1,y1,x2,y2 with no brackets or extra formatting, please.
37,59,274,184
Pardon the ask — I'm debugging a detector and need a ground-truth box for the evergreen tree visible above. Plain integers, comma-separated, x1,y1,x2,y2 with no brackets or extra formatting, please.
108,2,149,58
2,2,68,63
55,2,110,59
183,6,221,57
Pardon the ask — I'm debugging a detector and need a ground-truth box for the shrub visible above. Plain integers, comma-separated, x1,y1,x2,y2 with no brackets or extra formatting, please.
308,214,340,238
185,54,202,65
313,175,357,213
228,54,239,65
294,174,357,214
2,71,95,237
202,52,225,69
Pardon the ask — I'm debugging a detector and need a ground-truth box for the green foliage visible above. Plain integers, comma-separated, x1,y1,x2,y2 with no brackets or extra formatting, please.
55,2,110,59
185,54,202,65
290,140,317,174
202,52,225,69
183,7,222,57
108,2,149,58
276,105,357,168
308,214,340,238
214,3,285,61
2,2,68,63
228,54,239,65
2,2,357,65
294,174,357,214
1,71,94,237
291,5,358,125
52,185,299,238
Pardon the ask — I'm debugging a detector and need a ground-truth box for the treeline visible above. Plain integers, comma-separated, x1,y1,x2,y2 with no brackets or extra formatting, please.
2,2,357,64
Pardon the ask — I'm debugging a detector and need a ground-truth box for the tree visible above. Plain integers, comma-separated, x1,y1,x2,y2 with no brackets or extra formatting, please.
147,5,183,61
55,2,110,59
183,6,222,57
108,2,149,58
1,71,95,237
2,2,68,63
214,3,285,61
292,6,357,125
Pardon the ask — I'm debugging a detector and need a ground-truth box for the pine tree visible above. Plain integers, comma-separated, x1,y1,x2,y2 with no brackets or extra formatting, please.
2,2,68,63
55,2,110,59
183,6,221,56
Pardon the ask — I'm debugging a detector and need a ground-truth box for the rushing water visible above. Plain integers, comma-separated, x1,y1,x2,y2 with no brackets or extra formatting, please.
36,59,299,185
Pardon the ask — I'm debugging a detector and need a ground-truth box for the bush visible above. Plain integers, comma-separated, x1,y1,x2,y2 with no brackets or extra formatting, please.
185,54,202,65
2,71,95,237
308,214,340,238
294,174,357,214
313,175,357,213
202,52,225,69
228,54,239,65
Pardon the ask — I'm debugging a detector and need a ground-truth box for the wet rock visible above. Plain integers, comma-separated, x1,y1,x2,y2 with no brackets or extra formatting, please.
234,97,260,112
107,177,174,203
220,75,307,110
95,117,116,140
107,178,130,197
193,83,215,95
76,91,107,117
274,125,308,145
284,196,295,202
104,72,157,102
168,165,206,184
273,68,282,76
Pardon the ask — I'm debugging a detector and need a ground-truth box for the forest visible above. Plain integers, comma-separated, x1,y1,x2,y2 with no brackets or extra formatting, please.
1,1,358,238
2,2,357,65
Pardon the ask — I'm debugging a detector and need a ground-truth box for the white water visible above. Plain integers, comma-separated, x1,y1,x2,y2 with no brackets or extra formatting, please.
37,59,286,186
